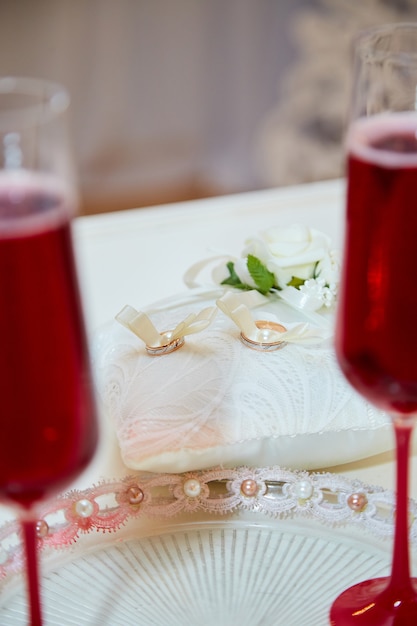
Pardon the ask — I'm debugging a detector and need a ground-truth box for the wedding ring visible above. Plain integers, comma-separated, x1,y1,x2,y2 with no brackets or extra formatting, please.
145,331,185,356
240,320,287,352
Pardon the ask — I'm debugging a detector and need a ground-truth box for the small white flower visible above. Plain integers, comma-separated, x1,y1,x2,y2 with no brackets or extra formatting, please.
299,277,337,309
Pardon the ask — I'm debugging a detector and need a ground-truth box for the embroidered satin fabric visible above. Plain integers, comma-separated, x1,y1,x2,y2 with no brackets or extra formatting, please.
93,290,392,473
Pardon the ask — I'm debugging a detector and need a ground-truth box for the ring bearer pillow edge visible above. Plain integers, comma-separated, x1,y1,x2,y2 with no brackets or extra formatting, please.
93,292,392,473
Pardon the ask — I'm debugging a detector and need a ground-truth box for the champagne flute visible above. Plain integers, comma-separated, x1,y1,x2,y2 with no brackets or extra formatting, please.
330,24,417,625
0,78,98,625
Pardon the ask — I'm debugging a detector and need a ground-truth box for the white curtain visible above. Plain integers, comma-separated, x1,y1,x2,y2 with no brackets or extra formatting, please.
2,0,417,211
0,0,306,210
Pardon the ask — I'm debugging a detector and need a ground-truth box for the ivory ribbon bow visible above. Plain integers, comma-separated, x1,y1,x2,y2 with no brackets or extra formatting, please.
116,304,217,347
216,291,330,345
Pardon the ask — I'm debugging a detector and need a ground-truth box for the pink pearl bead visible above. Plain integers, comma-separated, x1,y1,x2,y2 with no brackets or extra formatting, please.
241,479,258,497
36,519,49,538
347,492,368,512
127,485,144,505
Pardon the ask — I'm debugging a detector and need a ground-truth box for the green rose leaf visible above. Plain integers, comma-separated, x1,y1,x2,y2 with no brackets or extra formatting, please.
247,254,275,295
287,276,306,289
221,262,253,291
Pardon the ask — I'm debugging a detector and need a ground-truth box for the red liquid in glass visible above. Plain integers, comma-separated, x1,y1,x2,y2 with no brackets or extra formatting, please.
336,113,417,415
0,180,98,509
331,113,417,623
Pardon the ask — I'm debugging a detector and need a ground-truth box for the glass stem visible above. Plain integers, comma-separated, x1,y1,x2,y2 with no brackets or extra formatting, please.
390,421,414,592
22,519,43,626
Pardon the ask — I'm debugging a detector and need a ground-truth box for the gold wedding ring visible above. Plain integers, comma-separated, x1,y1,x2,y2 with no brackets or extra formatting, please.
240,320,287,352
145,331,185,356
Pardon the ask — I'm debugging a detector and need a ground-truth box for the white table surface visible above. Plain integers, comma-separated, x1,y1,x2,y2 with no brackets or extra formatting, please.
74,179,346,334
70,177,417,498
2,178,416,525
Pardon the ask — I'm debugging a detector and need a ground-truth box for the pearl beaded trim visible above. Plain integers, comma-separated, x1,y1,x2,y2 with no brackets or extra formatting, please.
0,466,414,583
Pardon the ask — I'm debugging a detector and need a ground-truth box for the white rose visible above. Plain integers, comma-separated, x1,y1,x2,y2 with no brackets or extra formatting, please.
242,224,332,289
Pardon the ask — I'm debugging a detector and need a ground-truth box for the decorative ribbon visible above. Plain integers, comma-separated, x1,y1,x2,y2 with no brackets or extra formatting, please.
116,304,217,348
0,466,412,584
216,291,330,345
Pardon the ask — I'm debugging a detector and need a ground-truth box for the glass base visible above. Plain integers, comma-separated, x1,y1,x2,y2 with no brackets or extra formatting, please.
330,577,417,625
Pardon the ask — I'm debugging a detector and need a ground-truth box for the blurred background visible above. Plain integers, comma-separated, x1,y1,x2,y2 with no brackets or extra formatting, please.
1,0,416,215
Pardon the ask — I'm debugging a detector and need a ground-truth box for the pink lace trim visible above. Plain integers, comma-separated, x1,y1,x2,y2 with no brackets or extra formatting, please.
0,466,412,582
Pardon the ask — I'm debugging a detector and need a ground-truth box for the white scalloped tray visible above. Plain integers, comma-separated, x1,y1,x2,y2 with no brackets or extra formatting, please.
0,515,406,626
0,466,415,626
